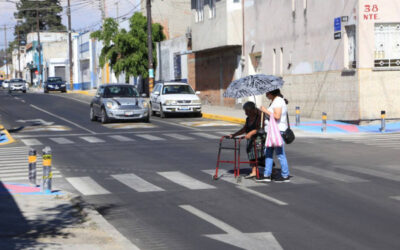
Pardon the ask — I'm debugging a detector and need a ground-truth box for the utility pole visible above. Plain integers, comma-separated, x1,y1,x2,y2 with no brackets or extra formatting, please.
3,25,8,79
115,1,119,22
100,0,106,19
17,26,21,78
36,9,42,87
146,0,154,95
67,0,73,90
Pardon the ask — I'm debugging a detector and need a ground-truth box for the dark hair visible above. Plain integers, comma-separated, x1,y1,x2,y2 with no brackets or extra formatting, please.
243,101,256,111
267,89,289,104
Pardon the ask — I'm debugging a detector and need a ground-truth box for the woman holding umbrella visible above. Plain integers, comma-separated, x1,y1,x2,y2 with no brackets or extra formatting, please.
257,89,290,183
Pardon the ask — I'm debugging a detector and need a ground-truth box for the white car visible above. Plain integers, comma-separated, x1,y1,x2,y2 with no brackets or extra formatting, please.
150,82,202,118
2,80,10,89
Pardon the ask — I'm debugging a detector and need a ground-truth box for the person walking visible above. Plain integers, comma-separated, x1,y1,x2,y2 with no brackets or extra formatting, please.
229,102,265,179
257,89,290,183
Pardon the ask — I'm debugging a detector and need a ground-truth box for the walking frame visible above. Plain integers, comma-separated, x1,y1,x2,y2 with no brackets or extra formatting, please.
213,135,262,182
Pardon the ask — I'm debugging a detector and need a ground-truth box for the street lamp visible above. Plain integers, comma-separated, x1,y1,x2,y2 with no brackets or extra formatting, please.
15,18,23,79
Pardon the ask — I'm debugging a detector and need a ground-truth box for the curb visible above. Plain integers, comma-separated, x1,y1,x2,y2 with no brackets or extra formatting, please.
0,125,15,146
202,113,245,124
67,90,95,96
69,193,140,250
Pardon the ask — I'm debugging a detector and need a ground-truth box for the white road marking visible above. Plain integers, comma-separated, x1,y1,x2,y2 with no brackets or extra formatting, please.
108,135,135,142
80,136,105,143
112,173,165,192
66,177,111,196
180,205,283,250
0,175,62,181
152,118,201,131
135,134,165,141
332,165,400,182
50,137,74,144
191,132,221,139
295,166,368,183
158,171,216,190
236,186,289,206
390,196,400,201
0,171,60,177
30,104,96,134
289,175,319,185
202,169,262,187
164,133,194,140
21,139,42,146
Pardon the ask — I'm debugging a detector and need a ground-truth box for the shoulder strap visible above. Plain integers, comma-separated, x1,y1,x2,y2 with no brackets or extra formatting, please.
286,111,291,129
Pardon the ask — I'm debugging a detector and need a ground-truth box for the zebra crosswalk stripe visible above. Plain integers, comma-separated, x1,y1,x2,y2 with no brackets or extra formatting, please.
21,139,42,146
112,173,164,192
135,134,165,141
332,165,400,182
66,177,111,196
79,136,105,143
294,166,368,183
50,137,74,144
108,135,135,142
158,171,216,190
191,132,221,139
164,133,194,140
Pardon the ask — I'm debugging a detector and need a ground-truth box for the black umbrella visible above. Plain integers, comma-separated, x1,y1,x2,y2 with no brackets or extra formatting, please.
223,74,284,98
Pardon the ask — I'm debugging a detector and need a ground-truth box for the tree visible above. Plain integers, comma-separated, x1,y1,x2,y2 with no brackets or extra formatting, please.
91,13,165,82
14,0,66,41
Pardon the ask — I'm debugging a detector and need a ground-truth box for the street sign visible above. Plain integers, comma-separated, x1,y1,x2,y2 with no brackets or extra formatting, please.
341,16,349,23
334,32,342,40
334,17,341,32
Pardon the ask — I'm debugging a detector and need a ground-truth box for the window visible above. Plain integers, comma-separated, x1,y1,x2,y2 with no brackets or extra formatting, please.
272,49,276,75
173,54,182,80
209,0,216,19
162,85,195,95
280,48,284,76
303,0,307,14
374,23,400,68
250,52,262,73
292,0,296,18
195,0,204,23
345,25,356,69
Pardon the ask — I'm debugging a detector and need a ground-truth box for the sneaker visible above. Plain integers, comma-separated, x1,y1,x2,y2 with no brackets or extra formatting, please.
255,176,271,183
274,176,291,183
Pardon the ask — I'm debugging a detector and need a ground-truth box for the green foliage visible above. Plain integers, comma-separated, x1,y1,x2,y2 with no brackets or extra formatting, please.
91,13,165,81
14,0,66,41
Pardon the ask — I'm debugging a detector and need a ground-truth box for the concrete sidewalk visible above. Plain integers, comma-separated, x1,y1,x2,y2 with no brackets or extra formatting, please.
0,182,139,250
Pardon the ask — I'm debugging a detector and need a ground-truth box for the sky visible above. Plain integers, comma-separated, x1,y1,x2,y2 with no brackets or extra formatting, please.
0,0,141,49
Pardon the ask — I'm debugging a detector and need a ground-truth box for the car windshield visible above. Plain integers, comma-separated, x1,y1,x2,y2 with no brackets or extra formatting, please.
162,85,195,95
104,86,139,98
10,79,24,83
48,77,62,82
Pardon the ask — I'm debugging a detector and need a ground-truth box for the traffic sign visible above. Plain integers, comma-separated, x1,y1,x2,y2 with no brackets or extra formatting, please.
334,17,341,32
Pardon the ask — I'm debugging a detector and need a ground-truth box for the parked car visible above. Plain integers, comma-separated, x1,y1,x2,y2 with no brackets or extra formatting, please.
44,77,67,93
8,79,27,93
2,80,10,89
90,84,150,123
150,82,202,118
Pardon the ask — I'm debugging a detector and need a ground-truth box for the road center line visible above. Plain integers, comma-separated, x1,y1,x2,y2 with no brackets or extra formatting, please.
236,186,288,206
30,104,96,134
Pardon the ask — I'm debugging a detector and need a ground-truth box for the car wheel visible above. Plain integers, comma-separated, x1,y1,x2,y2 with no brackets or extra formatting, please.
143,115,150,123
195,112,202,118
44,89,48,93
160,105,166,118
22,90,26,93
101,108,109,124
61,90,66,93
90,106,97,121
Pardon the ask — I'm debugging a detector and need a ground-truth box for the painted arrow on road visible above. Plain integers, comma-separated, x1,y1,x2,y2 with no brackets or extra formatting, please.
16,119,54,126
180,205,283,250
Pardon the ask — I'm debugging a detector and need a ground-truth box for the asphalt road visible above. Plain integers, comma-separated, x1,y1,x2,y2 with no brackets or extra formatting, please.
1,89,400,250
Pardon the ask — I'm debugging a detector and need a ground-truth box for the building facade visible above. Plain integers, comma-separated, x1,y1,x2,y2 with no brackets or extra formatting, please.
244,0,400,120
189,0,243,106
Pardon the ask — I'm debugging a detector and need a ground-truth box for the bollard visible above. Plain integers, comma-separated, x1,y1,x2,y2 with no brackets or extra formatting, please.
28,148,37,186
42,146,52,193
380,110,386,132
295,106,300,126
321,112,327,132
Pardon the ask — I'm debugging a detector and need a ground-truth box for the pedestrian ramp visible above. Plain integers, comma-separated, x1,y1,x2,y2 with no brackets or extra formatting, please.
18,131,236,146
0,146,62,182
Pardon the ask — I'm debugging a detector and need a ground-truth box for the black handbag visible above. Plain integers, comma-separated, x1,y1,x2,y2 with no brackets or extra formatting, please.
282,113,295,144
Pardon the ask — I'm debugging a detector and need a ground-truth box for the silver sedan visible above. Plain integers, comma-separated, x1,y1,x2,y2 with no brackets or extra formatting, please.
90,84,150,123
